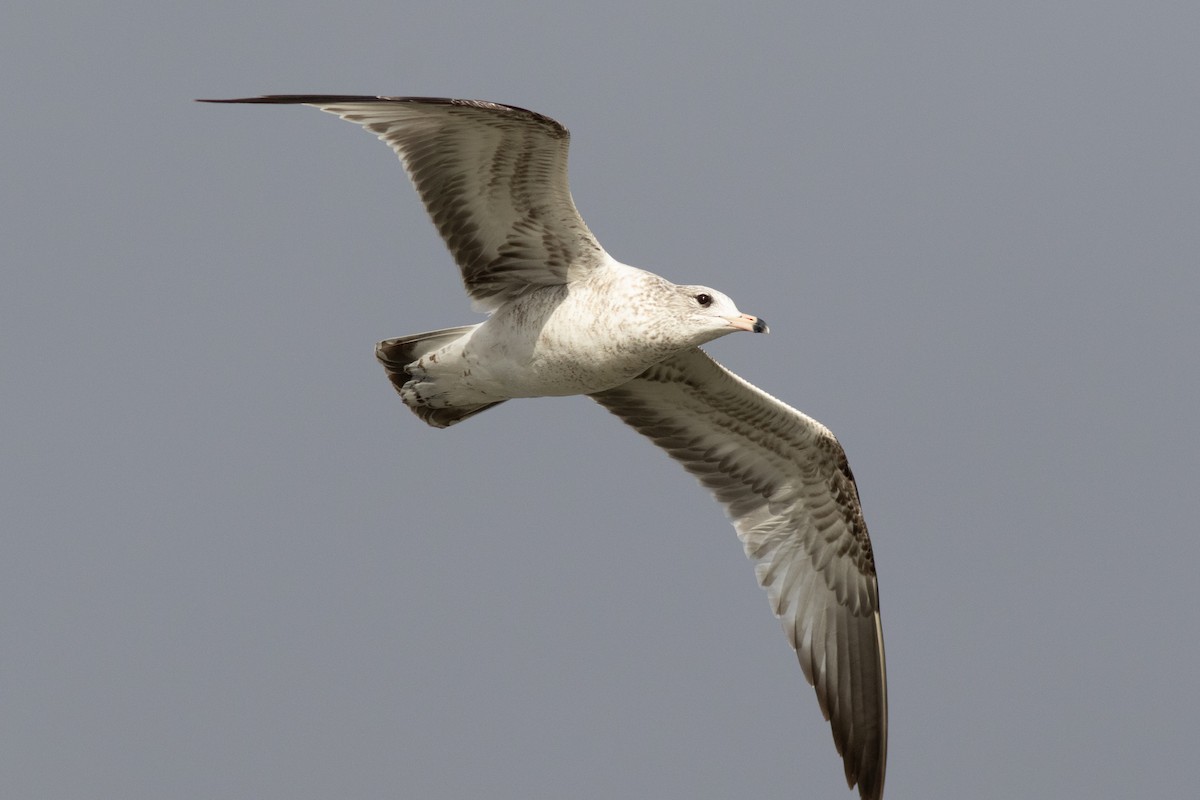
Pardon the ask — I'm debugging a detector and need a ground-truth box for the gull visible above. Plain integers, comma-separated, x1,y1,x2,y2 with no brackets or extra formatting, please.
200,95,887,799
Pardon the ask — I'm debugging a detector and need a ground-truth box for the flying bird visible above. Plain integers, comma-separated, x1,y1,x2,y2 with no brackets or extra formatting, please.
200,95,887,799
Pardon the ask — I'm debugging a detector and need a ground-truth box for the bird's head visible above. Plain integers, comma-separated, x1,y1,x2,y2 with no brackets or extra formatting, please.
669,284,769,346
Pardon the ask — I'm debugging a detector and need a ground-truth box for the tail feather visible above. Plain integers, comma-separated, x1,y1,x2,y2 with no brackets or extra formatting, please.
375,325,504,428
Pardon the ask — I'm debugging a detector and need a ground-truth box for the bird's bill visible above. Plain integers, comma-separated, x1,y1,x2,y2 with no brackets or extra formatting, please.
726,314,769,334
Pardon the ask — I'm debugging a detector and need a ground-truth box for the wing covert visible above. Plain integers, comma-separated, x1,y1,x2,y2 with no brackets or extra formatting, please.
591,347,887,800
200,95,609,310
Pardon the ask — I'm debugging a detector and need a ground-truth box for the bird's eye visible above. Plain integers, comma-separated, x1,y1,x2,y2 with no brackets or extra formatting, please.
695,293,713,307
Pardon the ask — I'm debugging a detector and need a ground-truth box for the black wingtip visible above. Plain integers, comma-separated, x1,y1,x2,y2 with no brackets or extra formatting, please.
193,95,566,130
195,95,387,105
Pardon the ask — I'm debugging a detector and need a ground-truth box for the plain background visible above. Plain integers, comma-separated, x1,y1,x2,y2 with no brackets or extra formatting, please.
4,3,1197,798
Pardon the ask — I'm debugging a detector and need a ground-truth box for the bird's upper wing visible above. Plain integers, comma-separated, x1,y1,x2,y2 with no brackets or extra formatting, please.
200,95,609,310
591,347,887,800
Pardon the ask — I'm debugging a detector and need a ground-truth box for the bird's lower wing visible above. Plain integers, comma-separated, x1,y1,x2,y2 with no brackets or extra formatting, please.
590,347,887,800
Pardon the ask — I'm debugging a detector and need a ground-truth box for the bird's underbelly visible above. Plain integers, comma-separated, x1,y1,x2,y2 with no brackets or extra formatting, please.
414,324,662,404
473,339,656,397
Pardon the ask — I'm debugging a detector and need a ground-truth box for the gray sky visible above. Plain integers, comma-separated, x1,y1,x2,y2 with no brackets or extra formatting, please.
4,3,1198,798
